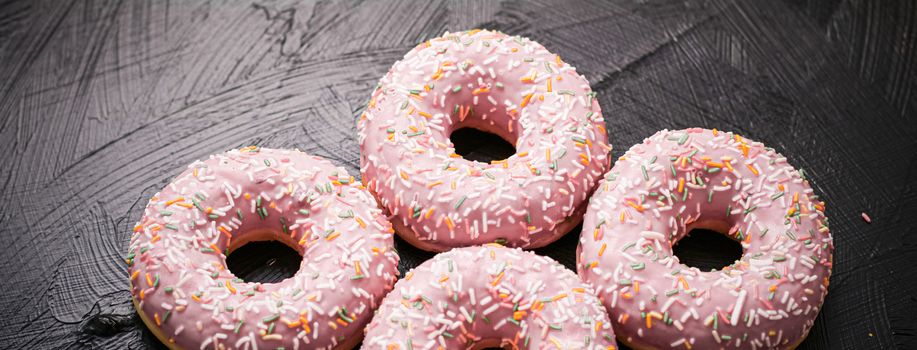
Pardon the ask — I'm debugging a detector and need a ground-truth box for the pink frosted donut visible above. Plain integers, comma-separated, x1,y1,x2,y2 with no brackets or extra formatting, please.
359,29,611,252
577,129,834,349
364,245,617,349
127,147,400,350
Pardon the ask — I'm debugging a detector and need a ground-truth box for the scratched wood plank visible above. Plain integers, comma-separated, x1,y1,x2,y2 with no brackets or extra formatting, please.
0,0,915,349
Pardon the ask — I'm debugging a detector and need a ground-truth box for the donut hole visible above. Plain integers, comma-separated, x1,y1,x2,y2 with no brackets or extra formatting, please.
450,127,516,162
226,240,303,284
673,228,743,271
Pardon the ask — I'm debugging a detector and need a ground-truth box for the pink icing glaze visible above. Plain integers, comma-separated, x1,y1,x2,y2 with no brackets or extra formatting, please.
363,245,617,349
358,29,611,252
577,129,834,349
127,148,400,350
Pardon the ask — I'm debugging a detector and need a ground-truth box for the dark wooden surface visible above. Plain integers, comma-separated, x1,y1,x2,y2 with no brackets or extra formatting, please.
1,0,916,349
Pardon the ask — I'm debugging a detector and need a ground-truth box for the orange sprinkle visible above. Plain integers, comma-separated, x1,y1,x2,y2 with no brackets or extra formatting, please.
165,197,185,206
424,208,435,219
472,87,490,95
746,164,759,176
355,261,363,275
552,293,568,301
400,170,409,180
218,226,232,237
598,243,607,256
706,161,723,168
513,311,527,320
521,93,534,108
427,181,443,189
418,111,432,118
678,178,685,193
491,271,504,286
634,281,640,293
139,289,145,300
724,160,734,172
131,270,140,280
326,232,341,241
175,202,193,209
145,273,153,288
626,201,645,213
226,280,237,294
355,216,366,228
445,217,454,231
155,313,161,326
439,275,449,283
546,78,552,92
150,235,161,244
678,276,690,290
646,313,652,329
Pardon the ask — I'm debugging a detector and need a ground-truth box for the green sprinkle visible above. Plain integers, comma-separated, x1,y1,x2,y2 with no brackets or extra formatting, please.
642,165,649,181
452,86,462,93
454,195,467,209
631,262,645,270
262,314,280,324
234,320,243,334
677,133,689,145
160,211,173,216
771,192,785,200
165,224,178,231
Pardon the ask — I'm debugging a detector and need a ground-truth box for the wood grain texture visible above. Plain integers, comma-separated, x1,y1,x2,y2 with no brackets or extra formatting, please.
0,0,915,348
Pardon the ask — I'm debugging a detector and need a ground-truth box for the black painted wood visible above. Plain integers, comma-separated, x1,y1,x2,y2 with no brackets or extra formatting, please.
1,0,915,349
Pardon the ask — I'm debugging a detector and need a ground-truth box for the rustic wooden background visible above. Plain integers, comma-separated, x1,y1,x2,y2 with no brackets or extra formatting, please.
1,0,916,349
